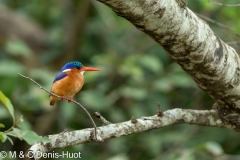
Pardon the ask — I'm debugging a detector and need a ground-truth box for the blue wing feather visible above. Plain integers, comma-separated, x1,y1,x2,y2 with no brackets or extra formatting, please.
53,72,67,83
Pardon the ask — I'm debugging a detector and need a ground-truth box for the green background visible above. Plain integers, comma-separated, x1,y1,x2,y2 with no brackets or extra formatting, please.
0,0,240,160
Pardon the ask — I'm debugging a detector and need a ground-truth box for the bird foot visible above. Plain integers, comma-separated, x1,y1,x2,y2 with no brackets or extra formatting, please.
61,96,65,100
68,98,73,103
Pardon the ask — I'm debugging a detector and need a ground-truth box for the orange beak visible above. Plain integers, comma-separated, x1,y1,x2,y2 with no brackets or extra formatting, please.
81,66,100,72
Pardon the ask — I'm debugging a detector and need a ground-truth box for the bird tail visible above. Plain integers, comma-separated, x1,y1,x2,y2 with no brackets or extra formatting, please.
50,100,55,106
50,96,57,106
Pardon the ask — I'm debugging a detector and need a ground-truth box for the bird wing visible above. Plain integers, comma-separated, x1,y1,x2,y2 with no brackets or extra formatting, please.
53,72,67,83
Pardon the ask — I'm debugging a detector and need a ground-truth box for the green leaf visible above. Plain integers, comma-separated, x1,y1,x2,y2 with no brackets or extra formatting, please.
119,86,147,100
139,55,163,73
19,115,24,123
0,132,7,143
5,39,32,58
168,73,195,88
7,128,51,145
7,136,14,145
21,130,51,145
0,123,5,128
6,128,22,139
0,91,15,122
0,107,9,119
0,60,25,77
205,141,223,155
80,90,111,110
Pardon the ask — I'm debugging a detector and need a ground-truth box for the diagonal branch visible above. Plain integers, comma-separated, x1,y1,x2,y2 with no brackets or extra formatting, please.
95,0,240,126
25,108,237,160
18,73,99,141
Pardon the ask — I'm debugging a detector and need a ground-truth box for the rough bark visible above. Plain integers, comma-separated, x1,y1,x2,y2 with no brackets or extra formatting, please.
26,109,236,160
96,0,240,126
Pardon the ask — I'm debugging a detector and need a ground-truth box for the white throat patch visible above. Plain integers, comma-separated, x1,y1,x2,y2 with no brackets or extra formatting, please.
80,71,85,75
62,69,71,73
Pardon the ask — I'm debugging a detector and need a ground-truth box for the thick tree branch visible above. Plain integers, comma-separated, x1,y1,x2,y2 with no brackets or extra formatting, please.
25,108,236,159
95,0,240,126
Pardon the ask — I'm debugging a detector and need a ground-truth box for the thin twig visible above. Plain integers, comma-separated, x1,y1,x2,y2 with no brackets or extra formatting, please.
4,115,22,133
18,73,98,140
227,41,240,45
209,0,240,7
195,13,240,38
93,112,112,125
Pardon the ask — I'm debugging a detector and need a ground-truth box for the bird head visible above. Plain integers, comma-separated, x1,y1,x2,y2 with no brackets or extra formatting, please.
61,61,100,75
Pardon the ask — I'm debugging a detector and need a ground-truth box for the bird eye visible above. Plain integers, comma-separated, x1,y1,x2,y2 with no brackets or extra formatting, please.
76,66,80,69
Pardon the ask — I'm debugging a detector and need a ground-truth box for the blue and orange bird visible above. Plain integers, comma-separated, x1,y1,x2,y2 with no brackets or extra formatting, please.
50,61,100,105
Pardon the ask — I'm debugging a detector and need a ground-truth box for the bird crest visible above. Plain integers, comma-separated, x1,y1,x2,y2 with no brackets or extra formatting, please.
53,61,83,83
61,61,83,71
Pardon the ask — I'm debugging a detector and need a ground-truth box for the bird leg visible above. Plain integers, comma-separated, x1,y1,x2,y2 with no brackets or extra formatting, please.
68,98,73,103
60,96,72,103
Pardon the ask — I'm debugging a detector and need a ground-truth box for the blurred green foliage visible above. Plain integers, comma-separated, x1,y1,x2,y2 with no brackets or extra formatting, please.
0,91,50,147
0,0,240,160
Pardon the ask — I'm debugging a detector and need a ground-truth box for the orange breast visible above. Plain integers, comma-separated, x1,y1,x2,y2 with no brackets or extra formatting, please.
50,69,84,105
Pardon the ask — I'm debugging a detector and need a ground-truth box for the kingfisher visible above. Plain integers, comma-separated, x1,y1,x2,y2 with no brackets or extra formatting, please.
50,61,100,105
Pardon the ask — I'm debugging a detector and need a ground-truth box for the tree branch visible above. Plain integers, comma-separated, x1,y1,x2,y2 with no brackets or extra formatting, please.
18,73,238,159
93,112,112,125
95,0,240,126
208,0,240,7
25,108,237,159
195,13,240,38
